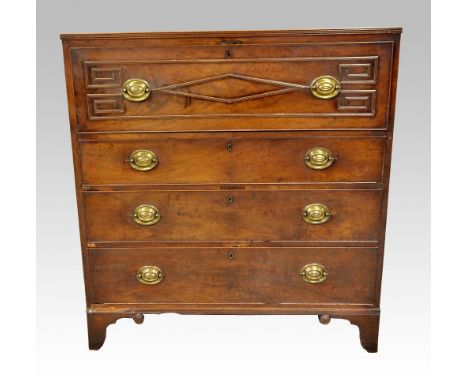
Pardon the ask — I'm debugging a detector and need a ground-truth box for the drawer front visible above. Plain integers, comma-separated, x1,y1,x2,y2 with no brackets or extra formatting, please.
90,247,378,305
71,42,393,131
80,136,385,185
84,190,381,243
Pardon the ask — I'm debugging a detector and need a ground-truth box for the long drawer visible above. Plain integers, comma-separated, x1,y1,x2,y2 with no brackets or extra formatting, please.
80,136,385,185
84,189,382,243
70,41,393,131
90,247,378,305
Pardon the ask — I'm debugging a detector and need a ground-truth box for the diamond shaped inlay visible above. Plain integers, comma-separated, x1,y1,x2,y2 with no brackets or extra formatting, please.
151,73,309,104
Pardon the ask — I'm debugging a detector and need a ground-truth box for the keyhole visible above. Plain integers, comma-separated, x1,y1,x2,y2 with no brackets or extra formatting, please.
225,50,232,59
228,252,235,260
226,143,233,151
227,195,234,204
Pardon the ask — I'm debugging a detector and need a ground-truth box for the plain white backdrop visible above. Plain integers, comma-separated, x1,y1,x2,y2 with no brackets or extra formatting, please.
0,0,464,381
40,1,429,381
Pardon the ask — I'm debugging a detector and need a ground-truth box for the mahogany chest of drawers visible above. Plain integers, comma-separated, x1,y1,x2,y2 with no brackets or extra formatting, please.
61,28,401,352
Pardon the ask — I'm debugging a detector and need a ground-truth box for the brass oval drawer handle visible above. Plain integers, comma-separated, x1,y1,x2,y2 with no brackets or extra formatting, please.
300,263,328,284
127,149,158,171
137,265,164,285
310,75,341,99
304,147,335,170
132,204,161,225
122,78,151,102
303,203,331,224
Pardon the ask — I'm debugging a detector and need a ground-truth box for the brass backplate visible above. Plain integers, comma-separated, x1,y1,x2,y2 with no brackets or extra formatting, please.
137,265,164,285
122,79,151,102
300,263,328,284
132,204,161,225
304,147,335,170
128,149,158,171
310,75,341,99
302,203,331,224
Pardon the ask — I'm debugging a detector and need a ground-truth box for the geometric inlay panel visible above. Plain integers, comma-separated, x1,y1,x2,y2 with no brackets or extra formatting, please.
339,57,378,84
83,56,382,119
87,95,125,118
337,91,376,114
85,63,122,89
151,73,308,104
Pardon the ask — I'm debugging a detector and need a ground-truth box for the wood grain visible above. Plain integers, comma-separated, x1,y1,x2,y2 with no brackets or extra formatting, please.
68,41,393,131
84,189,382,243
89,247,378,305
80,136,385,185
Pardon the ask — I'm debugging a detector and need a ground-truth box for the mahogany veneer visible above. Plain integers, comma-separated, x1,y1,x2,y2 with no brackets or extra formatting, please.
61,28,401,352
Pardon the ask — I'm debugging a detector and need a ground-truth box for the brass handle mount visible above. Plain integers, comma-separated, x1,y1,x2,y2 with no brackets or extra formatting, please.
300,263,328,284
304,147,335,170
132,204,161,226
122,78,151,102
127,149,158,171
310,75,341,99
137,265,164,285
303,203,331,224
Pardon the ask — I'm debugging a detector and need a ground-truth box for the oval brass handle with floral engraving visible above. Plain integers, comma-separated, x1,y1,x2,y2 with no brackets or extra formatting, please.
304,147,335,170
300,263,328,284
122,79,151,102
127,149,158,171
302,203,331,224
310,75,341,99
132,205,161,225
137,265,164,285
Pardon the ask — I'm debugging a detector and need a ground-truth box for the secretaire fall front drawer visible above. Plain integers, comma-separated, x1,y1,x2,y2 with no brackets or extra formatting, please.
79,135,386,185
84,189,382,243
70,41,394,131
